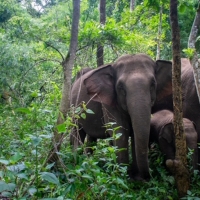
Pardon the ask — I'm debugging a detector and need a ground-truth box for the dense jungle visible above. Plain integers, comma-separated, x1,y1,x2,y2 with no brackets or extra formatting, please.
0,0,200,199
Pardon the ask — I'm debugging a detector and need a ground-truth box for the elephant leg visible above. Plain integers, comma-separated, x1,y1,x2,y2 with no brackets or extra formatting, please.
128,135,140,180
70,127,86,150
113,130,129,164
102,105,130,165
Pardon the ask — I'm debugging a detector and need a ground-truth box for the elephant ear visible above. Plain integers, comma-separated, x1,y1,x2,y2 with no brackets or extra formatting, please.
84,64,116,106
159,123,174,144
155,60,172,101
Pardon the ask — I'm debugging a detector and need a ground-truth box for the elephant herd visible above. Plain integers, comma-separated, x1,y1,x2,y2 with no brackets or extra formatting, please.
70,53,200,181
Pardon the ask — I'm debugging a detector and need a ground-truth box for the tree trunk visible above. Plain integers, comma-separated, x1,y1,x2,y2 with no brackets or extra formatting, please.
156,4,162,60
130,0,135,12
169,0,190,197
47,0,80,164
188,1,200,103
97,0,106,66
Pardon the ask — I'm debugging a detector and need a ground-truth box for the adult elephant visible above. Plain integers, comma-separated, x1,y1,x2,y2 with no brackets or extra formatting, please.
152,58,200,169
150,109,198,170
71,53,172,180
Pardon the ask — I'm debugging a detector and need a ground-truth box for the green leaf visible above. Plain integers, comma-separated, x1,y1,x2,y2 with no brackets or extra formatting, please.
0,159,9,165
28,187,37,196
46,163,55,169
65,183,75,195
0,171,4,178
86,109,95,114
15,107,31,114
0,181,8,192
56,197,64,200
114,133,122,139
116,178,128,189
100,187,108,195
31,136,42,147
182,48,195,59
111,153,117,163
7,163,26,173
75,106,81,113
7,183,16,192
40,172,60,185
74,114,80,119
179,4,186,13
82,102,87,111
30,91,38,97
81,113,86,119
0,181,16,193
108,147,115,153
75,168,84,175
17,173,28,180
81,174,93,181
56,123,66,133
1,191,12,197
10,152,23,164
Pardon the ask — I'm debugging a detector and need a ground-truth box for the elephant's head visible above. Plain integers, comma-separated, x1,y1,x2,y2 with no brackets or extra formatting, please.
159,119,198,170
83,53,172,180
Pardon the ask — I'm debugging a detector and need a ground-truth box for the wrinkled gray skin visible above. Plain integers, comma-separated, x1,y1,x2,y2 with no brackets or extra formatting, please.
152,58,200,170
70,53,172,180
150,109,198,170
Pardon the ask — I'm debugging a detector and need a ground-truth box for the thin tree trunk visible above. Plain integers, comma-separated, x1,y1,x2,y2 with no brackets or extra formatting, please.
47,0,80,164
156,4,162,60
169,0,190,197
97,0,106,66
130,0,135,12
188,1,200,103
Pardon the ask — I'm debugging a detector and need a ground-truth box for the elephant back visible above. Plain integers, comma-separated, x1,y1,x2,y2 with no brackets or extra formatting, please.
150,110,174,143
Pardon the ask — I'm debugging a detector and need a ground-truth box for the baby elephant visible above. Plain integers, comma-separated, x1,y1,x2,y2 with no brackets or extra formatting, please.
150,110,198,170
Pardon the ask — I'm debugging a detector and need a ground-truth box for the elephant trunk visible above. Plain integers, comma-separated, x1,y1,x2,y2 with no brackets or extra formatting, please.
127,94,151,180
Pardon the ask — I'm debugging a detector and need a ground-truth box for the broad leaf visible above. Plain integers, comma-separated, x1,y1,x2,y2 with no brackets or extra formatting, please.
40,172,60,185
86,109,95,114
81,113,86,119
0,159,9,165
56,123,66,133
15,107,31,114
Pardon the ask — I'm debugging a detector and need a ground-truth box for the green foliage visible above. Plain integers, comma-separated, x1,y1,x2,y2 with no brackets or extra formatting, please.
0,0,18,24
1,99,200,199
178,0,197,52
183,48,195,59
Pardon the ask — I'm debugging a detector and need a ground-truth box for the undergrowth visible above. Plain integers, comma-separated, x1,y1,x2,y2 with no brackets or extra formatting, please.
0,102,200,199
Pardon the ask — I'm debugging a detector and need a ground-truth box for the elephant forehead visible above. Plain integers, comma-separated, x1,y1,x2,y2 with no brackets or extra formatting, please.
114,66,155,81
116,72,155,85
114,54,155,70
114,61,155,71
115,53,154,64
